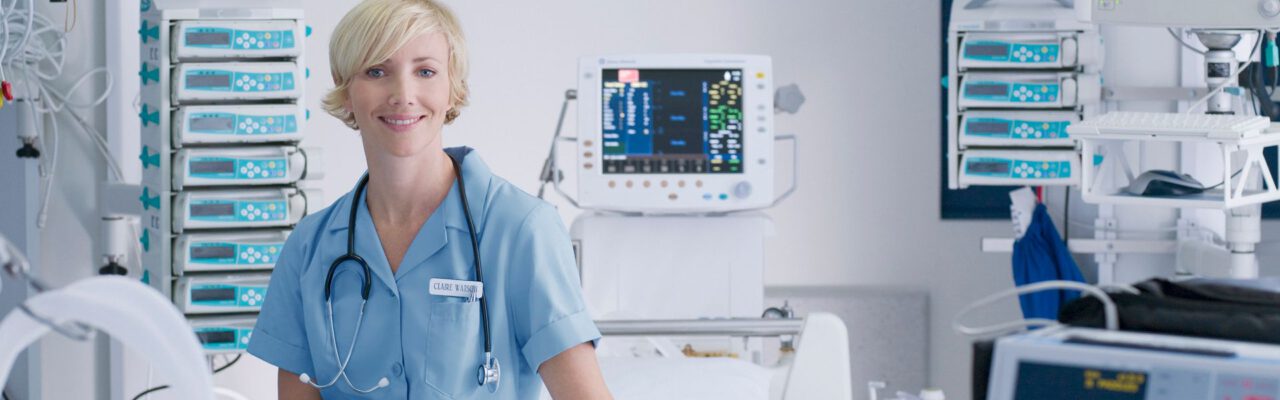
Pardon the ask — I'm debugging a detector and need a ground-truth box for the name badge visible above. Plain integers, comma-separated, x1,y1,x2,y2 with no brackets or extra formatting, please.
429,278,483,301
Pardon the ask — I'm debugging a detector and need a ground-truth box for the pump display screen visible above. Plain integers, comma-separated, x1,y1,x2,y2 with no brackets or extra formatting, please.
968,161,1010,174
191,203,235,217
187,74,231,88
965,43,1009,57
192,245,236,260
192,288,235,302
197,330,235,344
600,68,744,174
191,160,235,174
187,32,230,46
191,116,235,132
968,121,1011,134
966,83,1010,96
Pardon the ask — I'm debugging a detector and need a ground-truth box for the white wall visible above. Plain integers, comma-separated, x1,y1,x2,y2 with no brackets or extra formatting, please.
22,1,1197,400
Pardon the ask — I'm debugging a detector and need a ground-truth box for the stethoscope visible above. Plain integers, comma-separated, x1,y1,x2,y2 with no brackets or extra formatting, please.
298,154,500,393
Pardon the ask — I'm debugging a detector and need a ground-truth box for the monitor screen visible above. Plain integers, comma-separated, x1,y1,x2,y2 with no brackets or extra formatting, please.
967,120,1011,135
191,202,235,217
600,68,745,174
191,116,235,132
187,32,230,46
192,244,236,260
187,74,231,89
1013,362,1147,400
965,43,1010,57
197,330,236,344
191,287,236,302
191,160,235,174
966,83,1010,97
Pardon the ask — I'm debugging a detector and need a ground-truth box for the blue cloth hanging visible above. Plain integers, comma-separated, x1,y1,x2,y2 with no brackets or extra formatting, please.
1012,203,1085,321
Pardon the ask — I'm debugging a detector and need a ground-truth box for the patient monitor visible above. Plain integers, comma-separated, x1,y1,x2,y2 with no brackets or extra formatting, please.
575,55,775,213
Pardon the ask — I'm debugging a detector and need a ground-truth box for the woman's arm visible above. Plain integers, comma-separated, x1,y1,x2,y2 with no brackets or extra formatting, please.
539,342,613,400
278,368,322,400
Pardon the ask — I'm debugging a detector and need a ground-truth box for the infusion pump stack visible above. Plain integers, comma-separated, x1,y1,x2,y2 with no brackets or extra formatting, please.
947,0,1103,189
139,6,319,355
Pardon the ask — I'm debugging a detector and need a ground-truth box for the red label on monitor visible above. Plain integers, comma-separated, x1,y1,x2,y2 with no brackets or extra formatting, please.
618,69,639,83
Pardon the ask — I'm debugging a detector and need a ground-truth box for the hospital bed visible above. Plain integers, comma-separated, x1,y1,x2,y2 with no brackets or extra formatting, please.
539,313,853,400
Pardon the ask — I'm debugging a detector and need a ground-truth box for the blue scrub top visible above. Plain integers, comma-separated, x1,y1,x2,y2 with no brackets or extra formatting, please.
248,147,601,399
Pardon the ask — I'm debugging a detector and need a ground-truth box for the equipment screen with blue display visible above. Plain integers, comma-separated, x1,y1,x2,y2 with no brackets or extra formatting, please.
600,68,744,174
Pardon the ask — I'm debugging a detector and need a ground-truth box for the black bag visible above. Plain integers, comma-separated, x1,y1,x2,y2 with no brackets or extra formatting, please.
1058,277,1280,345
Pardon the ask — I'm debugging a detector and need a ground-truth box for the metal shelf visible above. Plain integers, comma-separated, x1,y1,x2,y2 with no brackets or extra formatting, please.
1076,130,1280,210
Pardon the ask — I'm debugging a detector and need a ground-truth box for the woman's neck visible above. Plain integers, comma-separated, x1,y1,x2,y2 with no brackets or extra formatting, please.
363,147,455,226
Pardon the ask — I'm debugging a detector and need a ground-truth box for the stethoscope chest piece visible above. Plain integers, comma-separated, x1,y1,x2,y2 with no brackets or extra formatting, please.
477,353,500,393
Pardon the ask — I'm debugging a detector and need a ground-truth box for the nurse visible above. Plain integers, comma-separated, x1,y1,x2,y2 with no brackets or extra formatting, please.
246,0,612,398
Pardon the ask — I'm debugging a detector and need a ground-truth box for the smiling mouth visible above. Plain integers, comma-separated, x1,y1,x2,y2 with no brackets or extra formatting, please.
379,116,424,126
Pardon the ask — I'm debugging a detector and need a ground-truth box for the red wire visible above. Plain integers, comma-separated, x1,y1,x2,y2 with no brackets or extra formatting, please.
1035,186,1044,203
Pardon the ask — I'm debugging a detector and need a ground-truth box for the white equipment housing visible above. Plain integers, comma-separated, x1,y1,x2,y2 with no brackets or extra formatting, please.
171,188,312,232
173,104,306,146
957,72,1099,109
172,62,302,103
1076,0,1280,28
172,145,313,189
988,326,1280,400
174,273,271,314
946,0,1102,188
576,54,775,213
960,149,1080,186
959,110,1079,147
573,214,770,321
189,315,258,354
142,7,309,352
173,230,290,275
171,20,303,60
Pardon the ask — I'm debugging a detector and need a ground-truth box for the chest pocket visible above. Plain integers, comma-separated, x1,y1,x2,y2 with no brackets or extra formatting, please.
423,299,484,399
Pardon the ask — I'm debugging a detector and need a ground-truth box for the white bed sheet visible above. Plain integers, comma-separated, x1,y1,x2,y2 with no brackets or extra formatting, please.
538,356,774,400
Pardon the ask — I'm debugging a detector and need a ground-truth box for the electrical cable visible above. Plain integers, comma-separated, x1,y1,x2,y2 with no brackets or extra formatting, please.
214,354,242,373
0,0,117,232
132,354,242,400
63,0,75,33
953,280,1120,338
1064,186,1070,241
1167,28,1207,55
130,385,168,400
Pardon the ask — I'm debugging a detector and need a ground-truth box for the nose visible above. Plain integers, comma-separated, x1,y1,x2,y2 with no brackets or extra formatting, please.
386,74,416,107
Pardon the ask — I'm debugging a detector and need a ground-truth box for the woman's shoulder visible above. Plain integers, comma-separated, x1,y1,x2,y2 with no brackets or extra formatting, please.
479,174,561,234
277,190,350,262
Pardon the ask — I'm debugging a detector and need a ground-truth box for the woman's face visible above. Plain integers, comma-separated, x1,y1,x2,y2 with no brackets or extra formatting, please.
347,31,452,159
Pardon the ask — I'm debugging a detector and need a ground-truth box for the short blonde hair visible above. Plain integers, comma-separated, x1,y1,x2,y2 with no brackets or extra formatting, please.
322,0,469,129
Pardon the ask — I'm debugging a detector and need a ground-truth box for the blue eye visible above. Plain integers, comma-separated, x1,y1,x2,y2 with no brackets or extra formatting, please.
365,68,385,78
418,69,435,78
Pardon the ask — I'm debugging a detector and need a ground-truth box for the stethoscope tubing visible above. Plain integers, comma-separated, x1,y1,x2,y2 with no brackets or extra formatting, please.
314,154,495,392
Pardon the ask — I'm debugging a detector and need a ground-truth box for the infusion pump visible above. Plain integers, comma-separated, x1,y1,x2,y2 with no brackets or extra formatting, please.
142,7,309,355
946,1,1102,188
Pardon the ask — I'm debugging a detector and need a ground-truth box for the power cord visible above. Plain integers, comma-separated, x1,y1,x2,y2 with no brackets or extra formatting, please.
131,354,242,400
